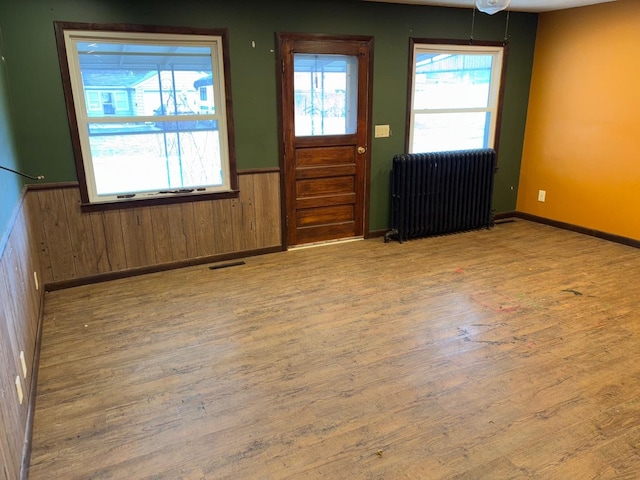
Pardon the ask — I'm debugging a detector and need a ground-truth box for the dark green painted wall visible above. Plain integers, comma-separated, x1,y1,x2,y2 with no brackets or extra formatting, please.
0,24,22,239
0,0,537,231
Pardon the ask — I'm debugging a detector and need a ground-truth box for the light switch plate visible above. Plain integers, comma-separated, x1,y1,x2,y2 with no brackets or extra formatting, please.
375,125,390,138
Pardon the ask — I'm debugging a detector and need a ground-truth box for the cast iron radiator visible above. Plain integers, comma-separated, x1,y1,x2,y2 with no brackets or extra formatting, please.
385,148,497,243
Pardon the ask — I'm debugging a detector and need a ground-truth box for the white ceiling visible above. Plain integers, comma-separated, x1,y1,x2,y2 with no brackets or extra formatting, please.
365,0,618,13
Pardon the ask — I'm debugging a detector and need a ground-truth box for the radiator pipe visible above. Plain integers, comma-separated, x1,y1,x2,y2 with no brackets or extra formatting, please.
384,229,399,244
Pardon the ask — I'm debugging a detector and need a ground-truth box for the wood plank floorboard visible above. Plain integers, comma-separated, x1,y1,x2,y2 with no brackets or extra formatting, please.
29,220,640,479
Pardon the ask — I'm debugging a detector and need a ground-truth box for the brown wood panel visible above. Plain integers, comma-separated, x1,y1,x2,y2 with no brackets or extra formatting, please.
253,172,282,248
297,192,356,210
88,211,110,273
25,173,282,284
230,196,244,252
296,164,356,179
37,189,76,281
0,260,24,378
297,204,354,228
4,241,35,399
166,204,187,261
192,200,216,257
295,221,355,244
0,192,42,480
100,210,128,272
296,145,355,167
10,209,37,321
0,414,14,480
150,205,174,264
27,192,53,284
212,199,234,254
296,176,355,198
138,208,158,266
0,309,23,480
5,205,41,400
21,193,42,331
120,208,157,268
235,175,257,252
28,220,640,478
62,188,99,278
179,202,198,259
0,252,26,343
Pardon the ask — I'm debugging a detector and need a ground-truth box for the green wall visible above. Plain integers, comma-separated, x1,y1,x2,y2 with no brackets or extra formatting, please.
0,0,537,231
0,23,22,239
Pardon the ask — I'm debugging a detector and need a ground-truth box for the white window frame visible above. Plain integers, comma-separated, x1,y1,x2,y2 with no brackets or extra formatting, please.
408,41,505,154
55,23,237,207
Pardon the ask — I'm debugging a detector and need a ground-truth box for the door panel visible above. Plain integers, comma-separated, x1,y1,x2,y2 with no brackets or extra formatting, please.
297,204,354,227
278,34,373,247
296,165,356,179
295,222,356,245
296,146,355,166
296,177,355,197
297,193,356,210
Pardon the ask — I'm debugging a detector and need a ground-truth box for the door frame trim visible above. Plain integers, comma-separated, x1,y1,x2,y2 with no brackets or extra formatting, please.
275,32,374,249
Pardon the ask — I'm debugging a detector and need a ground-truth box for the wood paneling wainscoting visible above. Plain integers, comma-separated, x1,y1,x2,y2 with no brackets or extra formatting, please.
0,189,43,480
29,171,282,287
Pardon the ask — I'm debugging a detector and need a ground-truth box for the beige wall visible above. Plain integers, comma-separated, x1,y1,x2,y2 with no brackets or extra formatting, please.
517,0,640,240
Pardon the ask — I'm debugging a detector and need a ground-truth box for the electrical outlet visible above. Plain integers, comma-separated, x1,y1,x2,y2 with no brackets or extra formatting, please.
34,271,39,291
20,351,27,378
538,190,546,202
15,376,23,405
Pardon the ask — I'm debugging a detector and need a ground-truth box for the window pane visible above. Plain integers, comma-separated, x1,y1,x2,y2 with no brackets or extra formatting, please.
294,54,357,136
86,91,101,111
88,121,222,195
77,42,214,118
114,91,129,110
412,112,489,153
414,53,492,110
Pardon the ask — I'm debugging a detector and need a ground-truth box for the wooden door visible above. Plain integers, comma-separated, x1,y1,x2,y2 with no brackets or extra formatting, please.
277,33,373,247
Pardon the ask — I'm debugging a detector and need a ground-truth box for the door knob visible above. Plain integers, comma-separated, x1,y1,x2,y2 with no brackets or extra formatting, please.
357,146,366,154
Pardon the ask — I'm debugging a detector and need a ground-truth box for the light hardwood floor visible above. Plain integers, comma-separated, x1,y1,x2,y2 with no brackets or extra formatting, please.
29,220,640,479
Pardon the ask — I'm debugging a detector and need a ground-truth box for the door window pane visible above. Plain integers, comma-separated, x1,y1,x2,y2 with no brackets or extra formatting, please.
294,54,358,136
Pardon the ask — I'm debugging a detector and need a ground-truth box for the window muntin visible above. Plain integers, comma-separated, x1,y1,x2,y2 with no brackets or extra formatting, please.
58,25,235,205
409,43,504,153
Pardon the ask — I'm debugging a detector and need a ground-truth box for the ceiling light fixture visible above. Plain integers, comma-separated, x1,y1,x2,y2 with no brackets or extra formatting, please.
476,0,511,15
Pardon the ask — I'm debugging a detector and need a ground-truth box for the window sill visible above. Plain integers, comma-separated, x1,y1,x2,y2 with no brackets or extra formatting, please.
79,189,240,213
